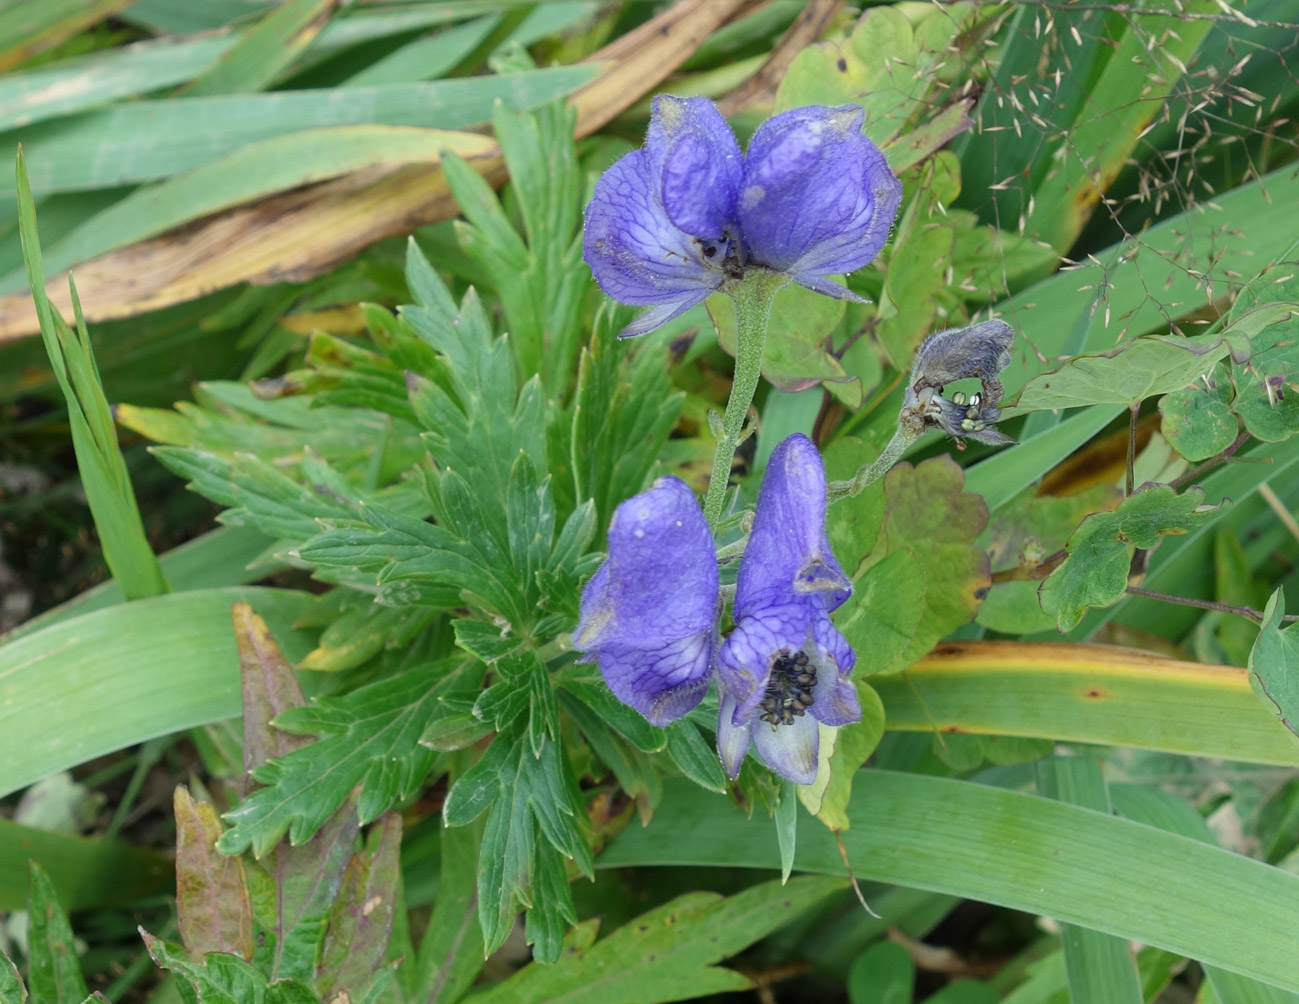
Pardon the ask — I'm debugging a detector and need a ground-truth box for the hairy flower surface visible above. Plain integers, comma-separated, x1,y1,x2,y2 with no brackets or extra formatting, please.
902,319,1016,446
574,476,717,726
583,96,903,337
716,434,860,784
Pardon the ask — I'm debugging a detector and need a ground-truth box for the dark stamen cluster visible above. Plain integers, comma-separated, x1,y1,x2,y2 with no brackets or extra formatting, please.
758,649,816,728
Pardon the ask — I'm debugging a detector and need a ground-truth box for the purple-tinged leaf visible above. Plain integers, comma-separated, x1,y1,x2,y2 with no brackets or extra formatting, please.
174,786,254,961
317,813,402,998
251,791,361,984
234,601,310,783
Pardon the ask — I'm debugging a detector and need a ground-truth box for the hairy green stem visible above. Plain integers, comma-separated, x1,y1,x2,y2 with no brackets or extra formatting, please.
703,270,785,527
826,423,920,503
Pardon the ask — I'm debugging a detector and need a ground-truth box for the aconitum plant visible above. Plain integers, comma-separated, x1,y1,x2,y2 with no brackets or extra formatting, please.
575,97,916,783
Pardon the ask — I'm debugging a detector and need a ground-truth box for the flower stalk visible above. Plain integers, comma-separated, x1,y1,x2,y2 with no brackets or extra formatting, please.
703,269,787,527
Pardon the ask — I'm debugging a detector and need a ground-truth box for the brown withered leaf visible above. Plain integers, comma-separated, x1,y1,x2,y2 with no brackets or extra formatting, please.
174,786,254,961
0,0,745,339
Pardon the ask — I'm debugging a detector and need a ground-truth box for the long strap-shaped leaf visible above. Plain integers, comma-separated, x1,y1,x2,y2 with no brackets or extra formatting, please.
874,641,1299,766
0,586,317,799
600,774,1299,993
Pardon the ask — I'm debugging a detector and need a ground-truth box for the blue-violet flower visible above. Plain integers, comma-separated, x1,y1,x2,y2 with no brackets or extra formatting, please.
583,96,903,337
716,434,860,784
574,476,718,726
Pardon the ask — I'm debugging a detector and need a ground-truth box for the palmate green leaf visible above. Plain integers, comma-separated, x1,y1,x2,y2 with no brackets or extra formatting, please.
977,485,1120,634
299,598,437,673
0,587,317,801
710,278,861,407
570,312,683,536
0,953,24,1003
15,148,168,600
876,219,954,374
1013,331,1233,412
833,456,989,675
469,876,846,1004
25,862,89,1004
1228,264,1299,442
403,244,544,502
219,661,468,857
143,933,322,1004
1034,759,1142,1004
774,4,977,146
442,97,587,392
152,446,357,545
560,691,661,823
1039,484,1227,631
555,668,665,753
1100,436,1299,641
663,720,728,793
5,66,597,197
1248,589,1299,739
1158,364,1238,462
946,208,1056,305
445,717,591,961
602,774,1299,993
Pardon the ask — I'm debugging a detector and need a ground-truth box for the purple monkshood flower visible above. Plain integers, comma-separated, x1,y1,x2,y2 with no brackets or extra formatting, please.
716,434,860,784
583,96,903,337
574,476,718,726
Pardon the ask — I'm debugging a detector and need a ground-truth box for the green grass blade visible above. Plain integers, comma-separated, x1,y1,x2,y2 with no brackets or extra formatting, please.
0,0,131,72
0,36,232,131
4,66,598,198
997,165,1299,403
23,125,497,283
0,586,317,799
14,147,168,599
4,525,276,641
872,642,1299,766
964,405,1122,510
600,774,1299,993
344,15,501,87
120,0,272,34
1113,786,1299,1003
183,0,337,96
0,819,168,911
1022,1,1216,252
1035,758,1142,1004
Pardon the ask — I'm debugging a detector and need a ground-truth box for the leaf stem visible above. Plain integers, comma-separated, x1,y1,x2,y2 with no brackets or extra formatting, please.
1168,430,1252,490
1124,586,1299,624
703,270,786,528
1126,403,1138,496
826,424,920,503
